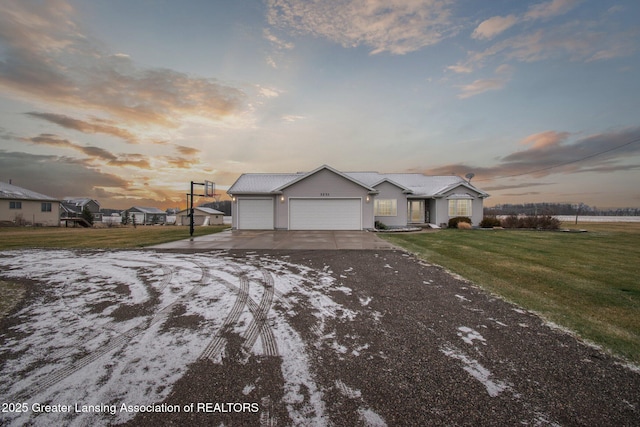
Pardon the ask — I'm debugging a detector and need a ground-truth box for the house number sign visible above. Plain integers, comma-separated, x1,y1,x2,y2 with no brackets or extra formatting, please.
320,193,330,196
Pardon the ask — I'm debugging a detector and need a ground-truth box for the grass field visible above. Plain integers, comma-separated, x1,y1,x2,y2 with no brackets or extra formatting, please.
382,222,640,365
0,225,229,250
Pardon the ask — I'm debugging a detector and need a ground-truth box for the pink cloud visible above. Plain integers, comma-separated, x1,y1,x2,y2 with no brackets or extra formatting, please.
472,15,519,40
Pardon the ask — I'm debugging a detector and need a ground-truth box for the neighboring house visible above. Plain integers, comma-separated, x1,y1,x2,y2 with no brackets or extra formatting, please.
227,164,489,230
0,181,60,226
125,207,167,225
61,198,102,221
176,207,225,226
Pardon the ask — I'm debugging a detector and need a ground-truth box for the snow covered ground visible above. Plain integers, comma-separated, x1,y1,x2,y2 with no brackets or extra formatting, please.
0,249,385,426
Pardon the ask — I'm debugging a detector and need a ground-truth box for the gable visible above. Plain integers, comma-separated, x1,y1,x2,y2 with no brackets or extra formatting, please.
281,167,375,197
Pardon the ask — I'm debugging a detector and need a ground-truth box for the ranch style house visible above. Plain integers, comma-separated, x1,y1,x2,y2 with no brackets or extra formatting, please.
227,164,489,230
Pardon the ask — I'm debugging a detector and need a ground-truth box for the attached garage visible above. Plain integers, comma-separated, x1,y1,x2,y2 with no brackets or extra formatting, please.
289,198,361,230
237,198,274,229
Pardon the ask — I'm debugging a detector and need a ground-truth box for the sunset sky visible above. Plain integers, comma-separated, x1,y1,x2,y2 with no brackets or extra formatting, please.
1,0,639,210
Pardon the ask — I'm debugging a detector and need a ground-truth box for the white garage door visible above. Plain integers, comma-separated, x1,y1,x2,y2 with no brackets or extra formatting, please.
238,199,274,229
289,198,361,230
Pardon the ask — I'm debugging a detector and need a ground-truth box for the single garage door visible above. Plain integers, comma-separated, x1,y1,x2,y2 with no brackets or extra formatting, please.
289,198,361,230
238,198,274,229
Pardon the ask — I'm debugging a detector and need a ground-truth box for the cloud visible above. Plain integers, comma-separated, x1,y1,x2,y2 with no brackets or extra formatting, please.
20,133,152,168
25,112,140,144
0,150,130,200
423,127,640,180
472,0,580,41
266,0,455,55
524,0,581,21
472,15,518,40
456,64,513,98
457,78,507,99
0,0,247,127
459,0,636,78
520,131,571,149
175,145,200,156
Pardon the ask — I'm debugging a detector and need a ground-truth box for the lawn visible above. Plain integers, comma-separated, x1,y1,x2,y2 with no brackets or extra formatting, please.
382,222,640,364
0,225,229,250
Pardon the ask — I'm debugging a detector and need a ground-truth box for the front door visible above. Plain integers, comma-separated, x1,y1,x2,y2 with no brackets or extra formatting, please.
408,200,425,223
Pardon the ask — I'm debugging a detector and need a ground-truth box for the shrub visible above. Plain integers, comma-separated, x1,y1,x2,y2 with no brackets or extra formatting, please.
480,216,501,228
375,221,388,230
457,221,472,230
448,216,471,228
500,214,561,230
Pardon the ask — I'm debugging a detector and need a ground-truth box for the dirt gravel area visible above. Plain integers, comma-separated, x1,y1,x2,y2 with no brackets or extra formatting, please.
0,248,638,426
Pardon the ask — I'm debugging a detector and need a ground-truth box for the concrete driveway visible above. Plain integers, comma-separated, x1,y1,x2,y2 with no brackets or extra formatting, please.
149,229,399,250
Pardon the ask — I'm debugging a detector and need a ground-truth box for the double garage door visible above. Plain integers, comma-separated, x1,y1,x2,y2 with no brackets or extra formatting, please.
237,198,362,230
289,198,361,230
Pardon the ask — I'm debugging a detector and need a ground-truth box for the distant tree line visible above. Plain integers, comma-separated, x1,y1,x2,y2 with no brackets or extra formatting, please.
484,203,640,216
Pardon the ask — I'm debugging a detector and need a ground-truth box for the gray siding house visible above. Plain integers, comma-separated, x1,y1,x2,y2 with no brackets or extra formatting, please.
227,165,489,230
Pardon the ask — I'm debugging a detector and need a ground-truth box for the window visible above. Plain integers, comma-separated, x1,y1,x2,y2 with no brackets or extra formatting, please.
448,199,472,217
374,199,397,216
41,202,52,212
9,201,22,209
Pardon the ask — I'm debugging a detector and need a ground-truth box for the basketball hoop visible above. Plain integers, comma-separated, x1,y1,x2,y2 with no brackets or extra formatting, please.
204,180,215,197
213,193,221,203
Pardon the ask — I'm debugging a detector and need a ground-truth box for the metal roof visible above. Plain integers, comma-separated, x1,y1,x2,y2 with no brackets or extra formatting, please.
227,167,488,198
127,206,166,214
0,181,58,201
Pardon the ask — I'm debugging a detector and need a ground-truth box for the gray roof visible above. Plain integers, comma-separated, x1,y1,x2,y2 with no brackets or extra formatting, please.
227,166,488,198
127,206,166,214
63,197,99,207
228,173,302,194
177,207,224,215
0,181,58,201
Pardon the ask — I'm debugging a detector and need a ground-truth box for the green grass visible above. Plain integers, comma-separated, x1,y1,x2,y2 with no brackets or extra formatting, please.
381,222,640,364
0,225,229,250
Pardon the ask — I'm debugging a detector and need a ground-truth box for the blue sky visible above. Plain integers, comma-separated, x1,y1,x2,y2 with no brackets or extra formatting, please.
1,0,639,209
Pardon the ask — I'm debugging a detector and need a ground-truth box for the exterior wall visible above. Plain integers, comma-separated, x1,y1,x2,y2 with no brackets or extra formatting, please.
373,182,408,227
0,199,60,226
438,185,485,226
86,200,100,213
278,169,374,230
177,209,224,226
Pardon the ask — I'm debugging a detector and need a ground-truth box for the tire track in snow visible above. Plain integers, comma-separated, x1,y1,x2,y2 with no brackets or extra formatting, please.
199,265,250,361
51,263,175,361
242,269,277,356
200,265,279,360
10,261,207,400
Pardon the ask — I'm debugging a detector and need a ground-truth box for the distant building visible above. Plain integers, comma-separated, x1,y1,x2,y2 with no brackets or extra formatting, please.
61,198,102,221
0,181,60,226
176,207,225,226
125,207,167,225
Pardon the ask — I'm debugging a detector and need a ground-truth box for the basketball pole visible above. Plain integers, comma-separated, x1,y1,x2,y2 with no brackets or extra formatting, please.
188,180,214,238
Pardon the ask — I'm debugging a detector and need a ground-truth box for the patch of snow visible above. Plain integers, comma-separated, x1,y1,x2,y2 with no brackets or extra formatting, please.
440,345,509,397
359,296,372,306
335,286,353,295
358,407,388,426
0,249,360,427
455,294,470,302
488,318,508,327
335,379,361,399
457,326,487,346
